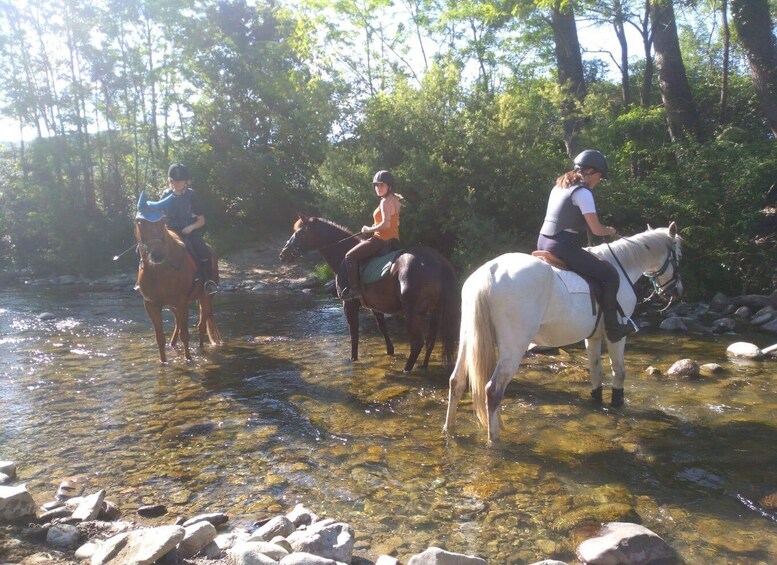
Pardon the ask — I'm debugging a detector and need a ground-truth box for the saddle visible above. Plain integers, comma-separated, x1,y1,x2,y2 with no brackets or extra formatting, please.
532,250,600,316
360,249,403,285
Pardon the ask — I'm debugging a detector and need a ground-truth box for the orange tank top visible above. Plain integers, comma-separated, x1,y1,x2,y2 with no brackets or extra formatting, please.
373,205,399,241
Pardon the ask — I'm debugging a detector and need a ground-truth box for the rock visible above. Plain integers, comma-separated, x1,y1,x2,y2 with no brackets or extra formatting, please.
56,477,86,500
181,511,229,528
238,540,290,561
92,525,185,565
734,294,772,309
0,473,10,485
177,520,218,558
576,522,678,565
137,504,168,518
72,490,105,521
287,519,355,563
38,312,57,320
279,552,338,564
750,306,775,325
762,319,777,334
249,515,295,542
0,461,16,480
99,500,122,521
659,317,686,332
710,317,736,333
699,363,724,377
645,366,662,376
213,531,251,552
528,561,568,565
666,359,700,378
0,484,37,520
46,523,81,547
407,546,487,564
726,342,764,359
375,556,402,565
287,503,319,527
734,306,752,319
709,292,731,311
228,541,279,565
763,343,777,356
75,540,100,560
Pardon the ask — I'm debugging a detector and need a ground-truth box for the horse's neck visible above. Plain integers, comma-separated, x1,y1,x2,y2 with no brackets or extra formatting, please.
316,226,354,268
594,237,662,282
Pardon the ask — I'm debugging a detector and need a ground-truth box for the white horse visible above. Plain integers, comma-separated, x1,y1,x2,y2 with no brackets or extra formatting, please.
444,223,683,443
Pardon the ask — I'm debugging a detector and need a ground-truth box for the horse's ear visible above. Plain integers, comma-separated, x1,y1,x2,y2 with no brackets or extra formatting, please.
669,221,678,236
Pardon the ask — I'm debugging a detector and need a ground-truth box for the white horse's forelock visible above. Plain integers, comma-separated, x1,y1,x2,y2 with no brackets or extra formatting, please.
589,227,682,272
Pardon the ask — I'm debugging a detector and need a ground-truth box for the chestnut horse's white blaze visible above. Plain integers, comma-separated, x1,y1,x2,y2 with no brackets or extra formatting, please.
444,223,682,443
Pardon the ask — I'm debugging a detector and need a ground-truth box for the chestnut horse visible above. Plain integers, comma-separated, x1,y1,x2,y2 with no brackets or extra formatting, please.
134,217,222,363
279,215,459,372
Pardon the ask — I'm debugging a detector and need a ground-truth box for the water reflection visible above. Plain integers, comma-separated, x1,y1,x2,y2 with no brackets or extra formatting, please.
1,286,776,563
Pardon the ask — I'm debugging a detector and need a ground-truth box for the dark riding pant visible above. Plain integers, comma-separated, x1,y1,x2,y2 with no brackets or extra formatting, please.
173,228,213,282
338,237,388,293
537,231,620,312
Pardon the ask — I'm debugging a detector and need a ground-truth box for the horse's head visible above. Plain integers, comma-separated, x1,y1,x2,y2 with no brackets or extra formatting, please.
644,222,683,304
279,215,314,263
135,217,170,265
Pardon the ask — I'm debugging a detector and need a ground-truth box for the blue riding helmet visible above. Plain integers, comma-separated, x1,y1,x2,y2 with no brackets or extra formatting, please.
136,191,176,222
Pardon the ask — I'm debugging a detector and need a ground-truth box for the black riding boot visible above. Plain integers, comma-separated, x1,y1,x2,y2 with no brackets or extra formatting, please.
600,281,636,342
340,258,362,300
200,258,219,295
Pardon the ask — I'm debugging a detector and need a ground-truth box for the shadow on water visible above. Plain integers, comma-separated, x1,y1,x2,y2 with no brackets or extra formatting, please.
1,285,777,563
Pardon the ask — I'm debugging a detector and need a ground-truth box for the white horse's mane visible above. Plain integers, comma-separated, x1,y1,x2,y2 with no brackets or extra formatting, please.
589,227,682,271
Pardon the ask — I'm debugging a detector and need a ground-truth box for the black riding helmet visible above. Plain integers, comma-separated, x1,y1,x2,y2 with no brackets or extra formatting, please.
168,163,191,181
372,170,395,188
573,150,608,179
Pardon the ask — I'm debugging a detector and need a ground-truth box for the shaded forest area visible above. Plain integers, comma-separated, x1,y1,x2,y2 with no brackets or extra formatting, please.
1,0,776,300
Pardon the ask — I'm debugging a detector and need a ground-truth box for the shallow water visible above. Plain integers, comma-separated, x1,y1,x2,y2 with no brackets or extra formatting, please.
1,285,776,564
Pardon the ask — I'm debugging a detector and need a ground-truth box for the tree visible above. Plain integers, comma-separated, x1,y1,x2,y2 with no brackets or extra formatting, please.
649,0,702,140
730,0,777,138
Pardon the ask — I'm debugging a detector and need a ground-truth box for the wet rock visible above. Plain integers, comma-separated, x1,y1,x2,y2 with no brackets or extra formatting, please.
137,504,168,518
0,473,10,485
376,556,401,565
666,359,700,378
92,524,185,565
659,317,686,331
56,477,86,500
734,306,752,319
699,363,724,377
576,522,678,565
181,511,229,528
38,312,57,321
99,500,122,521
710,317,736,333
0,484,37,520
407,546,487,564
726,342,764,359
645,366,662,376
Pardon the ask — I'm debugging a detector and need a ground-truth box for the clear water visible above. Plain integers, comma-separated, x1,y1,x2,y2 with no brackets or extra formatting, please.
1,285,776,564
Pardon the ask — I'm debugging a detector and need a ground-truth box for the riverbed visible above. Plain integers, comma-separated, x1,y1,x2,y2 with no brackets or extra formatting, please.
1,284,776,564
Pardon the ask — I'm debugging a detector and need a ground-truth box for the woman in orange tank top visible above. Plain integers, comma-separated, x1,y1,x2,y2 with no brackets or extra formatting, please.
338,170,402,300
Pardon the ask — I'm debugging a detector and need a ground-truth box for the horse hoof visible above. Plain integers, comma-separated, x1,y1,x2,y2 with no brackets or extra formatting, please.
590,386,603,403
611,388,624,407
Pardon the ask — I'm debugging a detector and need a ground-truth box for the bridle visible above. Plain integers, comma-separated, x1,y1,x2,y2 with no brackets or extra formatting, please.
135,219,185,270
607,238,682,310
281,223,364,259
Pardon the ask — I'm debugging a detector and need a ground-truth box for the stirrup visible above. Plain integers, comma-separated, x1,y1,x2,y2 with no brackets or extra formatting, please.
606,317,638,342
204,280,220,295
339,287,362,301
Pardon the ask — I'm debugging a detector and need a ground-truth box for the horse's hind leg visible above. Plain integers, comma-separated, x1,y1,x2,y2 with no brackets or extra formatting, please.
420,309,440,370
372,312,394,356
143,301,167,364
344,299,360,361
443,336,468,434
485,352,526,444
198,295,222,347
403,311,426,372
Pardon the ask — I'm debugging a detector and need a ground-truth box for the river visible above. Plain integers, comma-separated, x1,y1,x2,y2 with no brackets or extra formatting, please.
1,284,776,564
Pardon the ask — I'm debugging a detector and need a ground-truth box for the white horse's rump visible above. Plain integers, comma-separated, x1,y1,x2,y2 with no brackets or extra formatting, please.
444,224,682,443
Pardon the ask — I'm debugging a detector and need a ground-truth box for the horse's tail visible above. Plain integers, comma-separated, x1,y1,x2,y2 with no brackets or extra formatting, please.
438,259,460,370
463,269,499,429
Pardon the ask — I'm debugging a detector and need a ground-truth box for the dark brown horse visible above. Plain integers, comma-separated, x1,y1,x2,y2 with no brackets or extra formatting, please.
135,217,222,363
279,215,459,372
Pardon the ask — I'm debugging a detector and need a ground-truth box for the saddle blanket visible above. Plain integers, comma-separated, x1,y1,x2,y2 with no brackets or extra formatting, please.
361,250,403,284
550,265,590,294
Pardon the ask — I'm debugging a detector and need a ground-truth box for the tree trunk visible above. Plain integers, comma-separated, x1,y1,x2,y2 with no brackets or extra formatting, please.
719,0,730,124
613,0,631,108
649,0,702,140
638,0,653,107
730,0,777,138
550,0,587,157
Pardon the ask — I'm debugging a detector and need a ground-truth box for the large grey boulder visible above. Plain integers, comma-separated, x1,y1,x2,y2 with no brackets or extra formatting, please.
0,484,37,521
91,525,185,565
576,522,678,565
407,546,488,565
177,520,217,558
287,519,355,563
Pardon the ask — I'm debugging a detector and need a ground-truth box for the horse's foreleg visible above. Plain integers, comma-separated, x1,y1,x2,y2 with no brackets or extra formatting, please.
197,297,210,348
606,339,627,407
172,301,192,361
143,301,167,364
420,309,440,370
403,311,425,372
344,300,360,361
443,337,468,434
585,337,605,403
372,312,394,356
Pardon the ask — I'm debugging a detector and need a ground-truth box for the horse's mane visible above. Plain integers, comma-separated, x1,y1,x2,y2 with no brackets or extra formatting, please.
296,217,356,236
590,227,682,271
